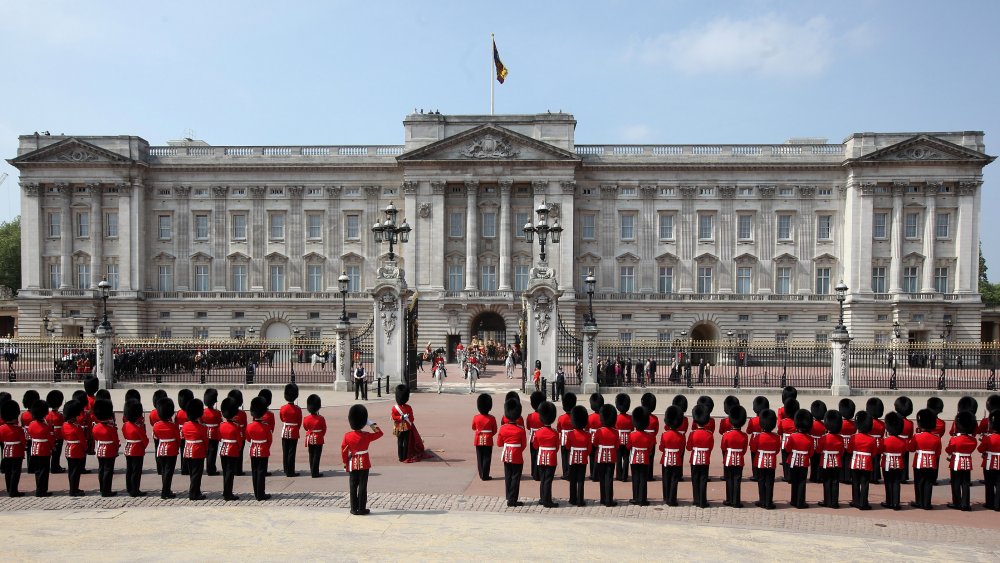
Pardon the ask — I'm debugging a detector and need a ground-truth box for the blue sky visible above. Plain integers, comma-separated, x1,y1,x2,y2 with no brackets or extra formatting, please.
2,1,999,278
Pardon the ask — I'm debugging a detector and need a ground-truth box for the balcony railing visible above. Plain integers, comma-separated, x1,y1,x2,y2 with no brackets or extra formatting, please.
575,144,844,160
147,145,405,159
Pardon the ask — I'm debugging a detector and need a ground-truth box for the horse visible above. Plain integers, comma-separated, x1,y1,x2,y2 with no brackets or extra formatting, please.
467,357,481,394
432,362,446,394
504,350,515,379
310,350,330,371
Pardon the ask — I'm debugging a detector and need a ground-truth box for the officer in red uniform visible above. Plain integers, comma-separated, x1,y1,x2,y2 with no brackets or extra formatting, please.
181,398,208,500
640,393,659,480
837,399,857,485
721,406,748,508
628,407,655,506
672,395,690,434
149,389,167,476
718,396,740,435
978,411,1000,510
499,391,523,427
152,398,180,499
594,404,620,507
817,410,844,508
926,397,946,438
0,398,25,497
531,401,560,508
807,401,827,484
247,397,273,501
848,411,879,510
218,398,243,501
61,400,86,496
865,398,886,485
879,412,907,510
556,393,577,480
496,399,527,507
659,405,686,506
341,404,384,515
587,393,604,482
525,391,545,481
472,393,497,480
122,400,149,497
83,376,99,456
614,394,633,482
20,390,39,470
228,389,248,477
279,383,302,477
566,405,591,507
175,389,193,476
44,391,65,475
202,389,222,477
747,396,769,482
258,389,277,439
909,408,942,509
945,411,977,511
695,396,717,433
777,386,797,422
978,394,1000,436
949,396,979,437
687,404,714,508
893,396,915,483
778,399,799,482
390,385,415,463
302,394,326,479
27,399,53,497
751,409,780,509
784,410,814,509
91,399,119,497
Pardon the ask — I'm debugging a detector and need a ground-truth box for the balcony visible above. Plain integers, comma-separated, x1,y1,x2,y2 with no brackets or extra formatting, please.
18,289,372,301
591,292,838,302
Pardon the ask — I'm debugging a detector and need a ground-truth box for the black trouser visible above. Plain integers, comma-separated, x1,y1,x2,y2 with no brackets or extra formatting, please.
308,444,323,477
237,443,246,476
789,466,808,507
616,445,629,481
597,462,615,505
723,465,742,506
187,457,204,499
206,440,220,475
67,457,84,494
98,457,115,496
781,451,790,482
647,456,656,482
883,468,902,508
50,440,64,472
221,456,238,499
154,439,162,475
538,465,555,505
397,431,409,462
282,438,298,476
809,454,821,483
588,447,597,481
354,381,367,400
749,453,758,481
950,469,971,509
503,463,523,505
1,457,22,496
821,467,840,507
349,468,369,513
851,469,871,508
902,451,910,482
126,455,143,496
475,445,492,480
158,455,177,496
840,451,851,483
180,440,189,475
560,444,570,479
31,454,50,496
871,453,881,484
984,469,999,510
530,446,539,480
662,465,681,505
631,463,649,504
251,456,268,500
690,464,709,507
913,467,935,508
569,464,586,505
757,468,775,507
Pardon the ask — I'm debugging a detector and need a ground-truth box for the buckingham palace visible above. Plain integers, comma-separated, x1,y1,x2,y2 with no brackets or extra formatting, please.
8,112,994,348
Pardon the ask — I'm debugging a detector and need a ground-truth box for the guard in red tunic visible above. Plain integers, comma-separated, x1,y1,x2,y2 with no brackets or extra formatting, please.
945,411,977,511
909,408,941,509
44,391,65,475
556,393,577,480
747,396,769,482
181,398,208,500
777,386,797,422
497,399,527,507
978,394,1000,436
499,391,523,427
880,412,907,510
202,389,222,477
778,399,799,482
978,410,1000,510
472,393,497,481
122,400,149,497
807,401,827,484
532,401,560,508
247,397,272,501
837,399,857,485
817,410,844,508
341,404,384,515
228,389,248,476
302,394,326,479
865,398,886,485
20,390,39,471
152,398,180,499
175,389,194,477
949,396,979,438
695,396,717,433
279,383,302,477
594,404,620,506
659,405,686,506
614,394,633,482
587,393,604,482
721,406,748,508
629,407,655,506
565,405,591,507
718,396,740,435
893,396,915,483
258,388,277,436
83,376,99,456
687,404,714,508
784,410,815,509
149,389,168,476
672,395,690,434
218,398,244,501
27,399,53,497
0,398,25,497
61,400,86,496
391,385,415,463
927,396,946,439
91,399,120,497
848,411,879,510
640,393,659,480
525,391,545,481
751,409,780,509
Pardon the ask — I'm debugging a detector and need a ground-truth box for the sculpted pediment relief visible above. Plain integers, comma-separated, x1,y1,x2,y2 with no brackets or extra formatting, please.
853,135,994,164
397,124,579,163
9,137,133,166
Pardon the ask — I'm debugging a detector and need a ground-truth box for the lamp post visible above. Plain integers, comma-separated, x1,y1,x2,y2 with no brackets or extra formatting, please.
248,327,255,340
338,272,350,323
371,201,411,263
834,280,849,335
727,330,738,388
522,202,563,264
97,278,111,329
889,320,901,389
584,270,596,328
681,329,691,388
938,320,952,390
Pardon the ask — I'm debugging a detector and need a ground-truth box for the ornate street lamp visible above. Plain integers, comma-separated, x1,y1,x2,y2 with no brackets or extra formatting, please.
522,202,563,263
371,201,411,263
892,321,901,340
727,330,739,388
248,327,256,339
338,271,350,323
584,269,597,327
97,278,111,330
834,280,849,334
42,316,55,338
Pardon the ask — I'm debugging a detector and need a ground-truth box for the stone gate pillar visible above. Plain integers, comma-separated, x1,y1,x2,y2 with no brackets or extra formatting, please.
830,330,852,396
95,324,114,389
334,321,352,392
524,266,562,387
581,324,599,393
371,261,412,390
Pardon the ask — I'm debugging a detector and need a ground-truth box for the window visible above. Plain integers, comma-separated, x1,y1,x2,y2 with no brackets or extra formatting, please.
158,215,172,239
659,214,674,239
482,211,497,238
698,214,714,240
738,314,750,322
873,212,888,239
158,265,173,291
159,311,171,319
659,331,672,342
779,187,794,196
738,187,754,196
660,314,672,321
47,212,61,237
658,266,673,293
736,267,752,294
307,213,322,239
910,313,924,322
346,265,361,292
877,314,889,322
619,266,635,294
904,212,920,238
194,265,210,291
621,186,637,196
619,332,633,342
816,333,828,344
818,187,833,196
233,311,245,319
621,314,632,321
737,214,752,241
775,266,792,295
231,214,247,240
778,314,789,322
697,267,713,293
699,187,714,196
159,329,172,339
194,214,209,240
515,212,529,238
106,264,119,290
581,214,596,240
269,265,285,291
308,312,320,319
776,214,792,240
76,212,90,238
620,214,636,240
448,265,463,291
816,215,832,240
480,265,497,291
49,264,61,288
231,265,248,292
902,266,918,293
871,266,887,293
307,265,323,292
817,315,829,322
196,311,208,319
105,212,118,238
76,264,91,290
934,267,949,293
231,328,245,339
514,265,529,291
449,212,464,238
345,214,360,240
935,213,950,239
269,214,285,240
194,328,209,340
815,267,831,295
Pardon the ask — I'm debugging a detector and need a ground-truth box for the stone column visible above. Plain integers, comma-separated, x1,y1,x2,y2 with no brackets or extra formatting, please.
288,185,304,291
118,183,133,290
89,183,103,288
95,324,114,389
174,185,191,291
955,181,980,293
888,183,904,293
325,186,342,289
431,181,447,291
830,329,851,397
128,180,144,291
599,184,618,291
758,185,776,294
581,323,599,393
402,180,419,287
211,185,228,291
58,183,72,288
334,320,352,392
250,186,266,290
464,180,479,290
372,276,413,389
921,182,939,292
796,185,816,294
21,182,42,289
557,180,577,298
717,185,736,292
498,179,513,291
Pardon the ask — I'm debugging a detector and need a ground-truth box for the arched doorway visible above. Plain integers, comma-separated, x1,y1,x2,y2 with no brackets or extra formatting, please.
470,311,507,364
689,322,719,366
264,321,292,365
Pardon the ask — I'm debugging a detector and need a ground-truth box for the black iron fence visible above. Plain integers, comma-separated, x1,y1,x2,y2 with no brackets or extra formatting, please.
2,338,96,383
849,340,999,391
557,318,583,383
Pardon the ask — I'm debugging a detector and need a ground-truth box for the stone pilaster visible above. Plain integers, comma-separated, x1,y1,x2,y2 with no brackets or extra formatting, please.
89,183,103,288
430,181,447,291
21,182,41,289
464,180,479,290
58,183,71,288
288,185,304,291
888,182,904,293
334,321,352,391
921,182,939,292
211,185,228,290
498,179,513,291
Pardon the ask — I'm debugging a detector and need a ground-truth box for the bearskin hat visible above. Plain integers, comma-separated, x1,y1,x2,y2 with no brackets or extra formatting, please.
530,391,545,411
30,399,49,422
926,397,944,415
258,388,273,407
284,383,299,403
752,396,770,416
692,404,710,428
203,388,219,408
894,396,913,418
991,410,1000,434
590,393,605,413
729,405,747,430
348,404,368,431
838,398,856,420
95,389,111,402
220,397,238,420
615,393,631,414
477,393,493,415
571,405,589,430
562,392,578,414
152,389,168,407
759,409,778,433
632,407,650,432
249,397,268,420
697,395,715,414
957,396,978,415
306,394,322,415
723,395,740,415
794,409,813,434
884,412,903,437
781,386,798,404
227,389,244,407
854,411,873,434
986,394,1000,414
71,390,88,408
185,398,205,422
0,399,20,423
21,389,39,410
395,384,410,406
177,388,194,410
124,400,143,424
538,401,557,426
504,391,519,405
600,404,617,428
641,393,656,413
45,390,64,410
665,405,683,430
865,397,884,419
955,411,976,435
504,399,522,423
92,399,113,422
916,408,936,431
62,399,82,422
783,399,800,419
810,400,827,421
823,410,843,435
0,392,9,405
83,375,99,396
672,394,689,414
124,388,141,404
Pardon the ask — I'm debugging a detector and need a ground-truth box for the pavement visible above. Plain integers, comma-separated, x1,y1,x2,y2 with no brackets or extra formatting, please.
2,366,1000,560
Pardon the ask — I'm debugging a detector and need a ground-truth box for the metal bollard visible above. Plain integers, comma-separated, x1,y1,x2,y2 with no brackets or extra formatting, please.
889,367,897,390
551,380,556,399
385,376,391,396
541,377,547,400
376,377,382,398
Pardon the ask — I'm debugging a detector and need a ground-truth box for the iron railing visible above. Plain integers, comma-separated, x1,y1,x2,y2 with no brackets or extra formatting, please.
557,318,583,384
1,338,95,383
849,341,999,391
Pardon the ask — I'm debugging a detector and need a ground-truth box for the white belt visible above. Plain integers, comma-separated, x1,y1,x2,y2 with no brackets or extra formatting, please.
724,448,742,465
282,422,298,428
125,439,144,444
538,447,557,452
3,441,21,445
250,439,267,444
630,447,647,458
987,452,1000,461
853,451,871,457
644,429,656,433
693,447,709,453
502,443,522,449
309,430,324,434
479,430,493,433
186,440,204,444
571,447,587,454
597,445,615,453
663,448,681,454
351,450,368,456
32,438,49,443
96,440,114,445
884,452,902,459
204,424,219,428
221,439,239,443
64,440,81,444
159,438,176,442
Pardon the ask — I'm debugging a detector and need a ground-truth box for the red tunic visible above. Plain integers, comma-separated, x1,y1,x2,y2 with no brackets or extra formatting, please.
0,422,26,458
496,422,527,464
931,417,945,438
881,435,908,471
219,420,244,457
587,412,602,443
615,413,634,449
908,431,942,469
778,418,797,452
810,420,826,450
202,407,222,441
235,410,248,432
658,429,686,467
978,433,1000,470
262,411,276,435
391,404,414,434
246,420,272,458
869,418,886,450
777,406,787,422
45,411,65,440
687,428,714,466
27,420,54,456
566,429,592,464
817,433,844,469
531,426,560,466
122,420,149,457
784,432,815,469
61,421,86,459
677,416,689,435
718,418,732,435
628,429,656,465
153,420,180,457
526,411,543,445
593,427,620,463
945,434,977,471
175,409,189,431
847,433,879,471
182,421,209,459
92,420,120,458
471,413,498,447
279,403,302,440
149,409,161,427
750,431,781,469
747,416,762,437
899,418,914,440
978,416,992,436
19,411,32,436
500,415,524,428
556,413,574,447
645,414,660,443
839,418,857,450
302,414,327,446
340,427,384,471
720,429,748,467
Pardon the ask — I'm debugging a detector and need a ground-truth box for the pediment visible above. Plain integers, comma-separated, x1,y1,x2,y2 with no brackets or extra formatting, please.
774,252,798,263
616,252,640,263
71,250,90,259
396,124,579,163
694,252,718,263
852,135,994,164
302,252,326,261
575,252,602,262
734,252,758,263
152,252,175,261
655,252,680,264
340,252,364,262
264,251,288,261
903,251,925,261
814,252,838,262
227,251,251,261
8,137,133,167
189,252,213,261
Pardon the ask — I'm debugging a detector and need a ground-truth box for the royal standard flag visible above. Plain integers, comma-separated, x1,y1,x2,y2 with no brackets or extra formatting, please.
493,39,508,84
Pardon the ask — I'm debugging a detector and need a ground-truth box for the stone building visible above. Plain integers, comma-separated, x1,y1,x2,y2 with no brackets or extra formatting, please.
8,113,993,348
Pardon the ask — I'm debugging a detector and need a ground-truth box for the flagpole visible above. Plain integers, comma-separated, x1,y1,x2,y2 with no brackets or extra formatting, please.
490,33,495,115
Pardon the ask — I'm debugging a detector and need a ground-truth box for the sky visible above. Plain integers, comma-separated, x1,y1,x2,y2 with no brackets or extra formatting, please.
1,0,999,278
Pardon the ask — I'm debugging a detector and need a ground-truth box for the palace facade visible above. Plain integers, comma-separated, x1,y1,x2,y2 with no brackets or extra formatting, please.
9,113,994,347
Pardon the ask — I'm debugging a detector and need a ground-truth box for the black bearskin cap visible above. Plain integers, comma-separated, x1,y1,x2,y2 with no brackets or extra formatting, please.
632,407,650,432
62,399,82,422
306,394,322,415
83,375,99,396
854,411,873,434
220,397,239,420
672,394,688,413
124,388,141,404
571,405,589,430
395,384,410,406
752,396,770,415
729,405,747,429
71,390,88,409
284,383,299,403
884,412,903,437
781,386,798,404
783,399,799,419
865,397,884,419
504,391,519,405
838,398,856,420
185,398,205,422
957,396,978,414
249,397,268,419
692,404,710,428
916,408,936,431
926,397,944,415
203,388,219,408
562,392,578,413
0,392,9,405
538,401,557,426
810,400,827,421
477,393,493,415
665,405,683,430
30,399,49,422
641,393,656,413
991,410,1000,434
22,389,39,410
615,393,631,414
258,388,272,407
0,399,19,423
177,388,194,409
530,391,545,410
600,404,617,428
46,390,64,410
152,389,168,407
227,389,244,407
723,395,740,415
759,409,777,432
894,396,913,418
92,399,113,422
697,395,715,414
95,389,111,402
590,393,604,412
955,411,976,435
504,399,522,423
794,409,813,433
824,410,843,434
986,394,1000,414
124,400,143,424
348,404,368,430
